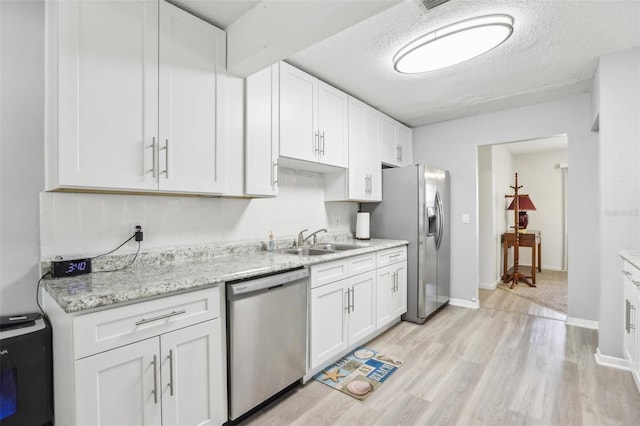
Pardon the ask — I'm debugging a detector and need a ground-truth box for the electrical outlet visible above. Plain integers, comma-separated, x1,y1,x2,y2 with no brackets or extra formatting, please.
131,222,143,235
332,215,341,226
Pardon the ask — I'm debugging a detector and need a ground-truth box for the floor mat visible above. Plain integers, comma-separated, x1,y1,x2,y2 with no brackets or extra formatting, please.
313,347,403,400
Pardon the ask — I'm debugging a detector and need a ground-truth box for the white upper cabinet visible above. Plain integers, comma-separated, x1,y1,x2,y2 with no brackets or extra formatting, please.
325,96,381,202
158,1,225,194
378,114,413,167
46,0,225,194
279,62,348,168
347,97,381,201
245,66,280,197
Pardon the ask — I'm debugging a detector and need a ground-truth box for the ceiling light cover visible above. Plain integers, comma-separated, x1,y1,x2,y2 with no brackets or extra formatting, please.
393,14,514,74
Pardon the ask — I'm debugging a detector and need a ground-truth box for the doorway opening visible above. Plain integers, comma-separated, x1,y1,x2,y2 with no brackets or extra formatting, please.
477,135,568,318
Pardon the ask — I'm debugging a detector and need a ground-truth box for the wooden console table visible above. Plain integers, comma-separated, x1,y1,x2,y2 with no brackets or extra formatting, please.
502,230,542,284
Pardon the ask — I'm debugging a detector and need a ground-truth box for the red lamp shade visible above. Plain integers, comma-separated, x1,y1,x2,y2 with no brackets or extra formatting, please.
507,195,536,230
507,195,537,211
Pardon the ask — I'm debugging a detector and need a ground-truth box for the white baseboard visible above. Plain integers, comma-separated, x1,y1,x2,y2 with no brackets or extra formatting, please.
449,298,480,309
566,317,599,330
479,280,499,290
594,347,630,371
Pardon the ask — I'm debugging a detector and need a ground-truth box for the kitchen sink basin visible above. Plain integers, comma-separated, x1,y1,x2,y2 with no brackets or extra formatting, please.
280,247,333,256
317,243,361,251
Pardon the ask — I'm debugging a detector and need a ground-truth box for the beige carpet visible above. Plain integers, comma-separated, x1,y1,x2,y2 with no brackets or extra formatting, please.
498,269,568,314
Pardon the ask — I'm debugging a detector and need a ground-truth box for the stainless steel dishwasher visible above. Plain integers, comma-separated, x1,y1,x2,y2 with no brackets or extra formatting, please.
226,267,309,421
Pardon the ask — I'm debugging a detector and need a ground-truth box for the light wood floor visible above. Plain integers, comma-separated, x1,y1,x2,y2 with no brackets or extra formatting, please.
241,289,640,426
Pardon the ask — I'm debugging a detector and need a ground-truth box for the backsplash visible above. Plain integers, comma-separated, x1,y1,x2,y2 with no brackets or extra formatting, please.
40,168,357,259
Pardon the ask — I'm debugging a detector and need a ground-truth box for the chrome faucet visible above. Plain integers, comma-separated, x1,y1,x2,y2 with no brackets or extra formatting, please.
298,228,327,246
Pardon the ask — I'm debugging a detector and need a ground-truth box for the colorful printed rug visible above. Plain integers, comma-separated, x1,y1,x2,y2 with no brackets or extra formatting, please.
313,347,404,400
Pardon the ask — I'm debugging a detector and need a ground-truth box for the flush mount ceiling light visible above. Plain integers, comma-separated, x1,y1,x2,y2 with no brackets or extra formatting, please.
393,14,514,74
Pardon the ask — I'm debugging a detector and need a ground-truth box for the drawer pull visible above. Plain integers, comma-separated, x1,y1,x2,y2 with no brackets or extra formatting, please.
135,310,186,326
623,270,632,276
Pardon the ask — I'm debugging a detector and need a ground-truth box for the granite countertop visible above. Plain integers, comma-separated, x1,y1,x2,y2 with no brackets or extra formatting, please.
43,239,407,314
620,250,640,270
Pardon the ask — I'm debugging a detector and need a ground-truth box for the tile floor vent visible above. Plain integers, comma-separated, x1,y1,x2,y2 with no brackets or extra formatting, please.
413,0,451,14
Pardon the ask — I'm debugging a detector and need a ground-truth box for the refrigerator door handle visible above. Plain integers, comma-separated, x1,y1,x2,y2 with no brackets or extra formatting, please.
436,191,444,250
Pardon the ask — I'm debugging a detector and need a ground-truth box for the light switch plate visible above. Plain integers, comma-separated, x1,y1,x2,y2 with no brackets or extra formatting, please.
462,214,470,224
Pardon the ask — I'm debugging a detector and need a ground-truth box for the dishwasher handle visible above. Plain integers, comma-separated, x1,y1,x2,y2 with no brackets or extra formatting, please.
227,268,309,299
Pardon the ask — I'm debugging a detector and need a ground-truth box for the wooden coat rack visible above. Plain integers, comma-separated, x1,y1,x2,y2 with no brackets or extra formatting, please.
504,173,535,289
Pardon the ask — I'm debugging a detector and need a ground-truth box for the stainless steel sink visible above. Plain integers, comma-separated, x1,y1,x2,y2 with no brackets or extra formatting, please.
318,243,361,251
280,247,333,256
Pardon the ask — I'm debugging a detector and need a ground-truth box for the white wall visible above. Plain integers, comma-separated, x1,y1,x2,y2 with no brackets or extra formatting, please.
512,148,568,271
0,0,45,315
412,93,599,323
492,143,515,279
477,146,495,288
596,47,640,358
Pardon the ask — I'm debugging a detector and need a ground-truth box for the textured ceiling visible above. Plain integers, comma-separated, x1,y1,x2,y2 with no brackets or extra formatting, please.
287,0,640,126
173,0,640,128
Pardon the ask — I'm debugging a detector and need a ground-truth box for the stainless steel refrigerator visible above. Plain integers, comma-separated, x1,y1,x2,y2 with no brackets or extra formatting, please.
362,164,450,323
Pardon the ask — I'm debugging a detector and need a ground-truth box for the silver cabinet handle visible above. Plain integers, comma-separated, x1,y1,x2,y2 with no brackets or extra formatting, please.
135,310,186,326
399,145,403,162
314,132,319,155
272,161,279,187
161,139,169,178
168,349,174,397
350,287,355,312
321,131,325,155
146,137,156,177
152,355,158,404
345,289,350,313
623,270,632,276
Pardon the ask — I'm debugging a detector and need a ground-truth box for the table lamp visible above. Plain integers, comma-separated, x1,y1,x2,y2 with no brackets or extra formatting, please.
508,194,536,231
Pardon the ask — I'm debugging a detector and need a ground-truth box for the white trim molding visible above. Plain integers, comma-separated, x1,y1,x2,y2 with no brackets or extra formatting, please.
594,347,630,371
449,298,480,309
479,279,500,290
566,317,599,330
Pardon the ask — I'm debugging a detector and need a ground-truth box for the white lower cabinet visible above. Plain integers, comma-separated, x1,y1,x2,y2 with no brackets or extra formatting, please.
376,247,408,328
76,337,161,425
310,279,349,368
623,258,640,391
309,247,407,372
44,287,226,425
376,263,407,328
309,256,376,369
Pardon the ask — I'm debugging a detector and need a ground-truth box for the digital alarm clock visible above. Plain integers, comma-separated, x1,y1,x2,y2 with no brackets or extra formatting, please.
51,258,92,278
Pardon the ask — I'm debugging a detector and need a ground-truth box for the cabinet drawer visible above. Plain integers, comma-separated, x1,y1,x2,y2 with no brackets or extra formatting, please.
73,287,219,359
377,246,407,267
311,260,349,289
348,253,376,276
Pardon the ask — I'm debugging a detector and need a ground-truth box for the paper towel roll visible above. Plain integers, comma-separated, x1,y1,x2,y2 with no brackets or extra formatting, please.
356,212,370,240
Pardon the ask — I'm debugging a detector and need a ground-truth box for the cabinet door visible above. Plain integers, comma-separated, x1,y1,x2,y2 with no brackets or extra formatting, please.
317,82,348,167
245,64,279,197
75,338,161,426
161,319,224,426
396,124,413,167
310,280,349,369
365,106,382,201
347,271,376,343
378,114,397,167
279,62,317,163
392,262,408,318
624,279,638,368
375,264,394,328
158,1,226,194
56,0,158,190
